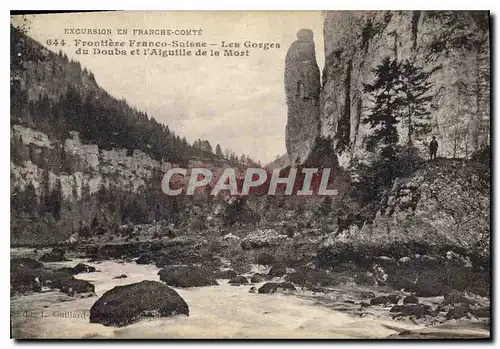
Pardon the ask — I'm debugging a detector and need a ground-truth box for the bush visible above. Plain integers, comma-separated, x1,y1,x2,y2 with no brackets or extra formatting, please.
285,225,295,238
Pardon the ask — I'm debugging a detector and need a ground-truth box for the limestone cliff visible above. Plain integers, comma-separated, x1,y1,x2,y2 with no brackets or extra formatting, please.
10,124,176,245
284,29,321,165
321,11,490,166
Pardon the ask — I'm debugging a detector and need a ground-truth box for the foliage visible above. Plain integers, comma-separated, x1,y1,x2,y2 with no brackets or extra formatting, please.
304,135,338,168
349,145,423,220
363,57,435,151
10,22,47,83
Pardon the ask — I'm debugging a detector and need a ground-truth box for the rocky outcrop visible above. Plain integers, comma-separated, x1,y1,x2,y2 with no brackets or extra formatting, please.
321,11,490,165
157,265,218,288
317,159,490,296
89,280,189,327
284,29,321,165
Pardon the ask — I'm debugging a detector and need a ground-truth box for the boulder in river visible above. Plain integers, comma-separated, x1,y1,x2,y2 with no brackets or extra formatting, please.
228,276,249,285
72,263,96,274
258,282,296,294
58,278,95,296
403,295,419,304
136,253,154,265
409,280,447,297
11,266,43,294
89,280,189,327
11,257,43,271
370,295,401,306
39,270,73,289
268,265,286,278
278,282,296,291
56,263,96,275
445,305,472,320
250,273,266,283
359,291,376,299
390,304,433,318
158,265,218,287
285,267,337,287
443,290,476,306
40,248,69,262
258,282,280,294
213,269,237,279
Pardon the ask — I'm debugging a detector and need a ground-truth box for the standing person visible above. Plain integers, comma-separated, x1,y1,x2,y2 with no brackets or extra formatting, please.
429,136,438,160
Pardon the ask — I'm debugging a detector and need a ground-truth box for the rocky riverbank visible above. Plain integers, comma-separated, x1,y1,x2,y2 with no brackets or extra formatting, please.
11,239,490,339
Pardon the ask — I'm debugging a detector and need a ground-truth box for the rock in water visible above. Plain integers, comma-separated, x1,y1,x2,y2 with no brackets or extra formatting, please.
158,265,218,287
284,29,321,165
403,295,419,304
40,248,69,262
135,253,154,265
257,282,296,294
11,257,43,271
390,304,433,318
285,267,337,287
39,270,73,289
89,280,189,327
268,265,287,278
228,276,249,285
213,269,237,279
58,278,95,296
251,273,266,283
73,263,96,274
11,267,43,294
370,295,401,306
258,282,280,294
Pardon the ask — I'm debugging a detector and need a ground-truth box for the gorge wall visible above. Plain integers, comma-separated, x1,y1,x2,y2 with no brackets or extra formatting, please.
10,124,176,245
285,11,490,167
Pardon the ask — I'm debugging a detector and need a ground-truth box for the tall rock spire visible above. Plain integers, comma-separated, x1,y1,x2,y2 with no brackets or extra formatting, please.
284,29,321,165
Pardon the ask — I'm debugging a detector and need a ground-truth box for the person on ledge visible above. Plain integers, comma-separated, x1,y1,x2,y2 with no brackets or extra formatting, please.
429,136,439,160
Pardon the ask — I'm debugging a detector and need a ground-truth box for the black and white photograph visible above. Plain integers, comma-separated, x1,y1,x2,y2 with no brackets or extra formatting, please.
9,10,491,339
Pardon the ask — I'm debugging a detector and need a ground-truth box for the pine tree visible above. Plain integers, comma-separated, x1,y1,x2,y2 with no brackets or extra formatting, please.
363,57,434,151
363,57,401,150
397,59,434,144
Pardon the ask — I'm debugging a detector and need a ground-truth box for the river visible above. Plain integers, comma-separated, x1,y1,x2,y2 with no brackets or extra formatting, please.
10,250,489,339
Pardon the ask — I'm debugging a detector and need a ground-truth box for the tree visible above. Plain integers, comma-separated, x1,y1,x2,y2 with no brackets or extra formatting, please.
363,57,434,152
49,178,63,220
10,20,47,83
215,144,223,157
363,57,401,150
397,59,434,144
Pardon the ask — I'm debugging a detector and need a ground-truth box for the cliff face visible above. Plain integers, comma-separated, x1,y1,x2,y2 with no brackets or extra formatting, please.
284,29,322,165
10,124,176,245
321,11,490,166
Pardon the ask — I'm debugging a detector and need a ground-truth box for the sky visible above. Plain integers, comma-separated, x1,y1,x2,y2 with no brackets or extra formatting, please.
13,11,325,165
